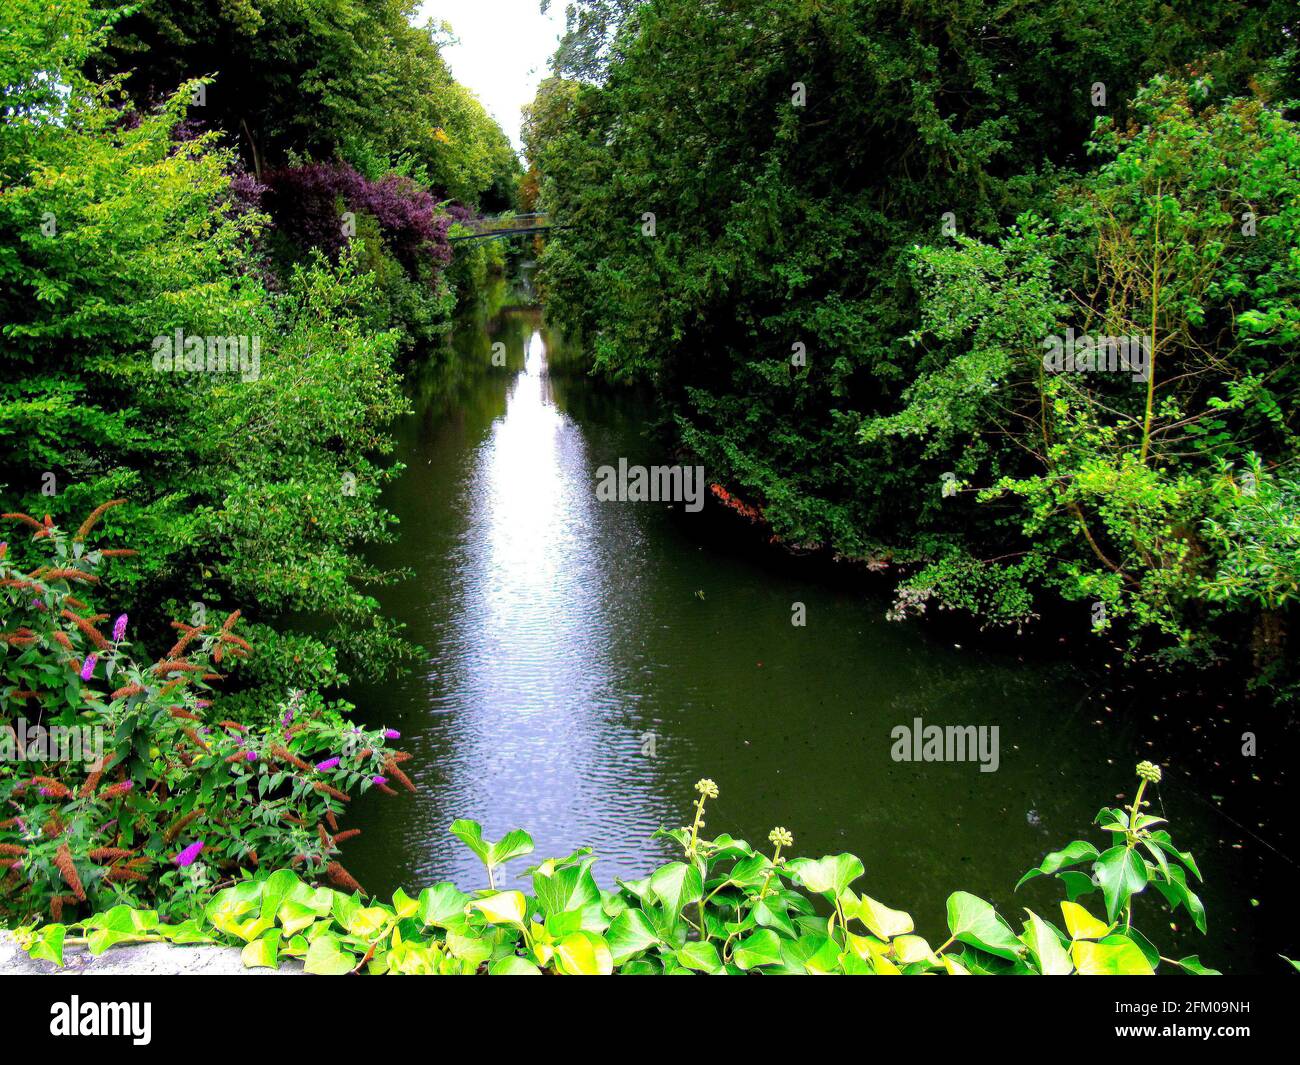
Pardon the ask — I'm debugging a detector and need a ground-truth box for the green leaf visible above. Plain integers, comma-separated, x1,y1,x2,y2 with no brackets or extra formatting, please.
1021,910,1072,975
445,930,493,967
553,931,613,975
533,861,599,918
258,869,302,921
85,905,163,954
1094,846,1149,923
1071,935,1155,975
1151,865,1206,934
725,854,770,887
943,954,971,976
489,829,535,867
787,853,863,898
449,819,491,866
304,934,356,975
1015,840,1100,890
607,908,659,965
277,900,321,937
648,862,703,921
753,895,797,938
733,928,782,970
417,883,471,928
241,931,282,970
468,891,527,928
206,881,261,922
676,940,723,973
161,919,214,946
391,888,419,919
893,935,941,967
945,892,1022,961
854,893,914,940
489,956,543,975
330,891,362,931
798,935,844,974
1177,955,1222,976
1145,832,1199,882
26,924,66,967
1058,870,1097,901
544,909,585,938
1060,900,1111,940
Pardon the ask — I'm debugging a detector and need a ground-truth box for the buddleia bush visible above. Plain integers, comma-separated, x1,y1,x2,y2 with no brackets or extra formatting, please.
0,505,411,925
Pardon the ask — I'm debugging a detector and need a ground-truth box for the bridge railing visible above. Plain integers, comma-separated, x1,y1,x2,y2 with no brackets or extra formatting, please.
449,213,551,242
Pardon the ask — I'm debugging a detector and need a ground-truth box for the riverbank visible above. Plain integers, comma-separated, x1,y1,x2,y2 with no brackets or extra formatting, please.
315,278,1294,973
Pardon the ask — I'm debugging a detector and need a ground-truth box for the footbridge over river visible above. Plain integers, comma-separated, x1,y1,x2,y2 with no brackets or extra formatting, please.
448,212,558,244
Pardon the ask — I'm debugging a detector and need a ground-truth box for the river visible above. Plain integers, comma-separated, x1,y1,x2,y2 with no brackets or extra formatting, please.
339,274,1294,974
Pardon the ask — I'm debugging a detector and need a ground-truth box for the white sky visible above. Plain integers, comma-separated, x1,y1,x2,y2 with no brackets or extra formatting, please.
418,1,568,152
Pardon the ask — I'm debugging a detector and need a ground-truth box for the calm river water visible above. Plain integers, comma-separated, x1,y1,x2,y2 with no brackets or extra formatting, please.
340,276,1295,973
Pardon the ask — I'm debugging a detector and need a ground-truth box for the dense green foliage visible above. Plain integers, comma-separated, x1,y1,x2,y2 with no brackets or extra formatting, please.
0,508,406,924
2,0,1290,979
87,0,521,205
530,0,1300,694
16,765,1215,974
0,0,519,709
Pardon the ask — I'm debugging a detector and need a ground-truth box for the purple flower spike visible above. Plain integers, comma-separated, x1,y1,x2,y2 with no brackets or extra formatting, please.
245,750,258,762
80,655,97,681
112,614,128,642
384,728,400,740
174,841,205,867
315,757,341,772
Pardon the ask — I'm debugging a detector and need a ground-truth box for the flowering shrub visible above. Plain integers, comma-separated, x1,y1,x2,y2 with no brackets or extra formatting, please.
262,162,453,279
15,764,1218,975
0,505,410,925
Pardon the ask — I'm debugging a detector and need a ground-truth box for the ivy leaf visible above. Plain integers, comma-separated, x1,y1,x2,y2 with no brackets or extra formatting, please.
648,862,703,922
1021,910,1073,975
304,933,356,975
606,908,659,965
945,892,1022,960
1015,840,1099,890
786,853,864,898
241,930,282,970
1071,935,1155,975
1094,846,1148,923
733,928,782,970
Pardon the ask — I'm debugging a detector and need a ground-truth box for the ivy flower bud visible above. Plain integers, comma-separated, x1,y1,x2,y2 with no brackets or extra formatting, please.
768,827,793,848
1136,761,1162,785
694,778,718,799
